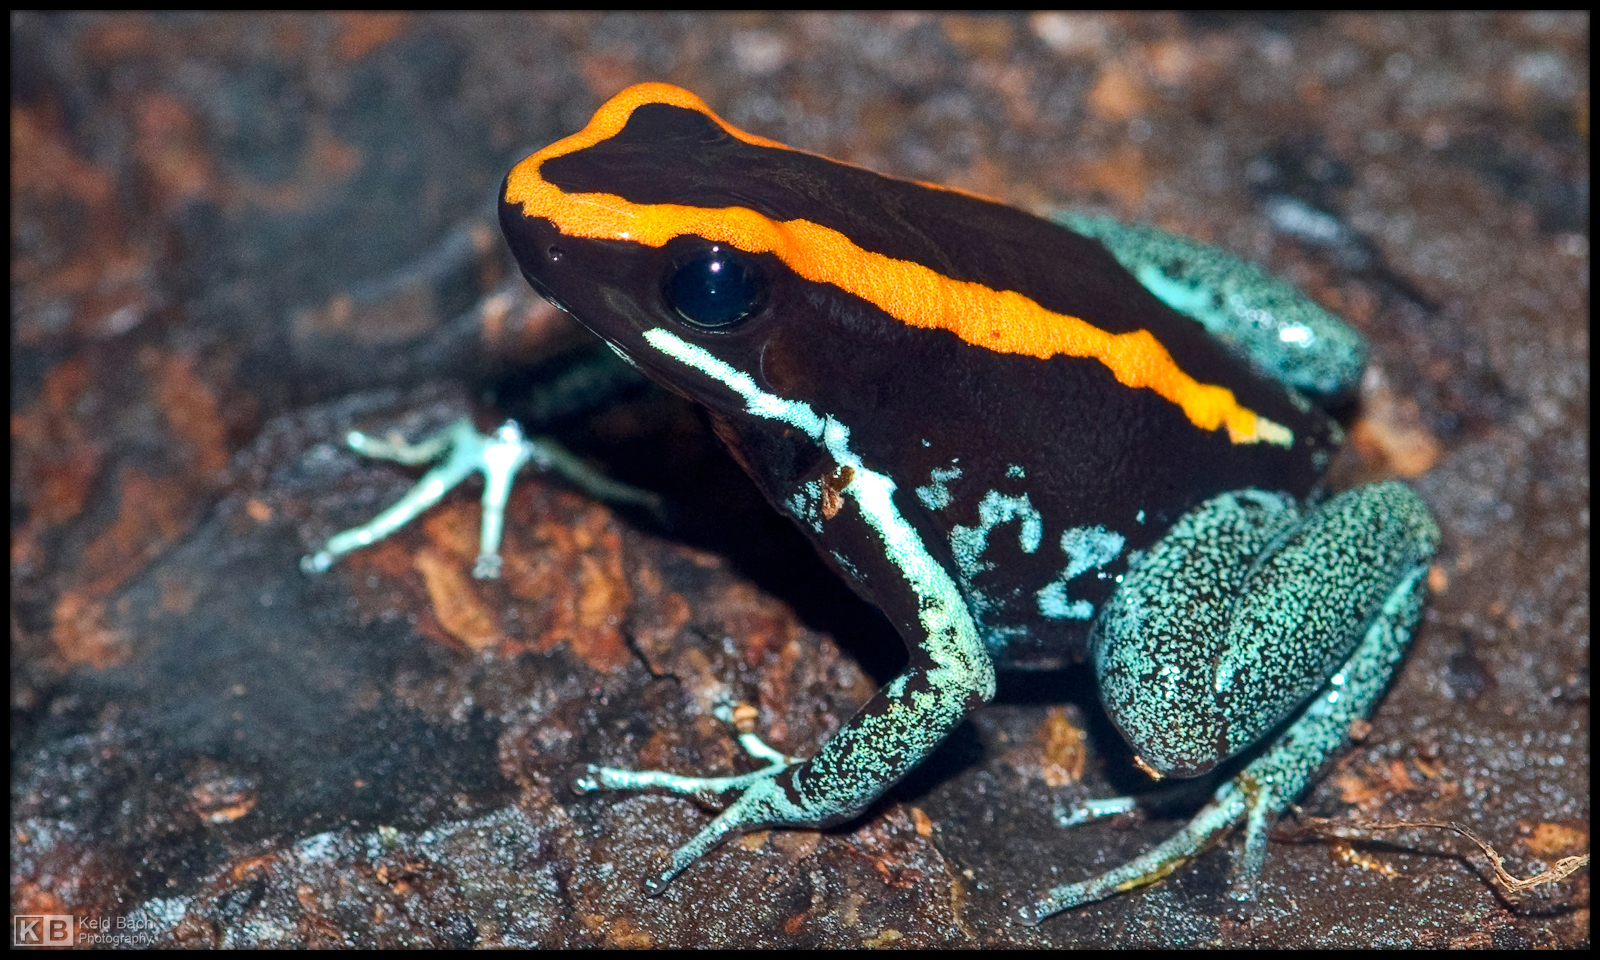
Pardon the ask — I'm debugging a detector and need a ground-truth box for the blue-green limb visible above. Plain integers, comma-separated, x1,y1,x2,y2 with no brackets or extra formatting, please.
575,701,807,894
593,328,999,897
575,759,792,803
575,700,799,802
578,660,991,897
301,417,661,579
1020,485,1435,923
1059,211,1367,400
1054,795,1138,829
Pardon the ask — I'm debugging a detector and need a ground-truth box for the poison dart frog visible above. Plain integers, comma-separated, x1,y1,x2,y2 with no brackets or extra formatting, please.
305,83,1439,922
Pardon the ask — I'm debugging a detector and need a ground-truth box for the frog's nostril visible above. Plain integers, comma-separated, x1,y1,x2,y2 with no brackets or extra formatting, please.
546,244,564,263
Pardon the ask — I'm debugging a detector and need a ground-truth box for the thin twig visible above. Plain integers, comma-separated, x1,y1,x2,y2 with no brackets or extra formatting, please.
1285,812,1589,898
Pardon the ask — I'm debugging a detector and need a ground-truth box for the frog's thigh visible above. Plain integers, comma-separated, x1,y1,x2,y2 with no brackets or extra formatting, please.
1094,482,1439,779
1058,212,1367,398
1021,535,1434,922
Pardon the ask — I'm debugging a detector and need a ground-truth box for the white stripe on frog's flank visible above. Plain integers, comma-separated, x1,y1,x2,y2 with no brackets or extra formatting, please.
1036,525,1127,620
915,464,962,512
641,327,995,701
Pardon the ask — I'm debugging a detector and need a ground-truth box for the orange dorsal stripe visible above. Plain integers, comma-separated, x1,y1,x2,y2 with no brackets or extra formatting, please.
505,83,1291,447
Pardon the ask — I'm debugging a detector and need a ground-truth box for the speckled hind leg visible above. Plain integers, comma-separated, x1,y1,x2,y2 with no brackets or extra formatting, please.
1058,211,1368,399
302,417,661,578
1020,482,1438,923
1022,547,1430,922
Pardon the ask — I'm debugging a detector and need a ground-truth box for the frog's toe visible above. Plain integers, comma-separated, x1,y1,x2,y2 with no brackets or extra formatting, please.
1052,795,1137,828
573,766,604,794
710,701,801,767
573,757,791,800
300,550,336,575
639,776,795,894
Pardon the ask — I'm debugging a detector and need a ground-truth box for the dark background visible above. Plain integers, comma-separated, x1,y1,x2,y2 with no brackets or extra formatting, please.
11,12,1588,947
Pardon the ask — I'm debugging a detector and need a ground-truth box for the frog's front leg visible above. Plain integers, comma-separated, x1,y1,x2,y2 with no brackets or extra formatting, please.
577,700,799,802
1021,482,1438,922
302,417,661,579
578,539,996,894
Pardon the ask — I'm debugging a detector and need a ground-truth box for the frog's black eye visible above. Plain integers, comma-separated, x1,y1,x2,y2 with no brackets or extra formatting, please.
665,245,766,330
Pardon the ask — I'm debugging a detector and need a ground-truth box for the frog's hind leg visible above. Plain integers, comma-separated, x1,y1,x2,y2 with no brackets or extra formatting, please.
1020,482,1437,923
1058,212,1367,400
1022,564,1427,922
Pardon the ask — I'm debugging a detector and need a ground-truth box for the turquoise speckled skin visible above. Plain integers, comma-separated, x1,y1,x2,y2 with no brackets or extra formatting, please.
310,86,1440,923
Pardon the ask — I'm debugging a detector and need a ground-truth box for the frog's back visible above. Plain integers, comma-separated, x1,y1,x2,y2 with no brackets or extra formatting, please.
508,88,1341,667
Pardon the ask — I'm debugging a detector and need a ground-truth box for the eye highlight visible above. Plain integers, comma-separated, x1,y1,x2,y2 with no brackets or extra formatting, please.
665,245,767,329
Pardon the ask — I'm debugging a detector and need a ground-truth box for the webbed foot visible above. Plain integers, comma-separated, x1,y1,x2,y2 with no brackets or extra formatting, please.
303,417,662,577
573,700,803,894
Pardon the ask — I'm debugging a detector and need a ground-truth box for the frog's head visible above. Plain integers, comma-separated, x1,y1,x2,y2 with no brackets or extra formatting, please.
502,82,965,423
